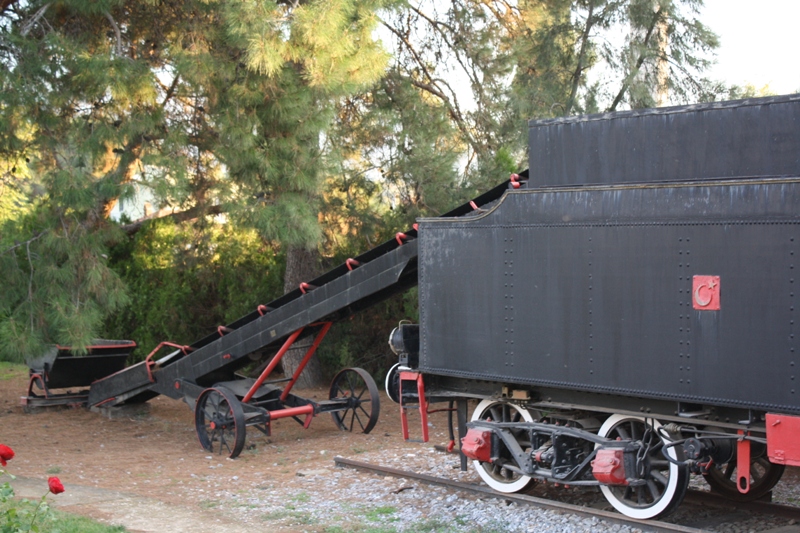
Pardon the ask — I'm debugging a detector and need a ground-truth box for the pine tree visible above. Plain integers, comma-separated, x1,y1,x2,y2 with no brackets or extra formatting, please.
0,0,728,376
376,0,722,195
0,0,392,375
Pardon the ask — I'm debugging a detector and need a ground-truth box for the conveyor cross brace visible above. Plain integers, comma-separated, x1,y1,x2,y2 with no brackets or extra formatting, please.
241,321,333,433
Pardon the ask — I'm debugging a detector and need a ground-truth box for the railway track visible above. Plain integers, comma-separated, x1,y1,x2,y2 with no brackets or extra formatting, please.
334,456,800,533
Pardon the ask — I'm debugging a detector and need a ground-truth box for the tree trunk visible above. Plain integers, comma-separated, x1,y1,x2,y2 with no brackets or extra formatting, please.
280,245,325,388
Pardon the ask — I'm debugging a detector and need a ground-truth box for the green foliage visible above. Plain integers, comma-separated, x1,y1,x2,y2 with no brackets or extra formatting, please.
0,216,128,362
1,469,52,533
364,506,397,522
379,0,725,196
0,0,733,371
45,514,127,533
1,481,128,533
0,0,391,357
103,219,284,360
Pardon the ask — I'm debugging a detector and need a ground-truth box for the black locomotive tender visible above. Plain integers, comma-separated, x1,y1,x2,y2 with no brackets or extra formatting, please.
386,94,800,519
35,95,799,521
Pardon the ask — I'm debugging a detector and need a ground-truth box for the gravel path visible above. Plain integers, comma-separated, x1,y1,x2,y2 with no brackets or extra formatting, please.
199,447,640,533
183,443,800,533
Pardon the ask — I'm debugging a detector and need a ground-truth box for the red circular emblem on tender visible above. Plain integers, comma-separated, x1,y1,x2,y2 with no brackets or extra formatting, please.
692,275,720,311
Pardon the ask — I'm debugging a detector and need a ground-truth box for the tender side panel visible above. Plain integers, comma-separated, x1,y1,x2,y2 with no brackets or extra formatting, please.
419,180,800,413
528,95,800,186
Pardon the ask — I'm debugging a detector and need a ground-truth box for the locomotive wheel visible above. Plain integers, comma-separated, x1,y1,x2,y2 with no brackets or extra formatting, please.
384,362,401,404
470,399,535,493
329,367,380,434
195,386,246,459
704,453,785,502
597,414,689,519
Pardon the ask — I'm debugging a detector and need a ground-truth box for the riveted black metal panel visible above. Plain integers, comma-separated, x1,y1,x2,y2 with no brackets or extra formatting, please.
418,179,800,414
528,95,800,186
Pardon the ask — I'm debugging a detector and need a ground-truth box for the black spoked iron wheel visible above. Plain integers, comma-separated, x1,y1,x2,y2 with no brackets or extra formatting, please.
470,399,535,493
597,415,689,520
704,449,785,501
195,386,246,459
329,367,380,434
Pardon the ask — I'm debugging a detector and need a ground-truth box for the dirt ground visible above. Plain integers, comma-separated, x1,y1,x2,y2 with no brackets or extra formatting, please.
0,363,433,532
8,363,800,533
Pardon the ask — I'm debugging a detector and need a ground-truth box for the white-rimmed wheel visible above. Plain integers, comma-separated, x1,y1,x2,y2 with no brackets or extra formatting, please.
470,399,535,493
597,414,689,519
384,362,401,404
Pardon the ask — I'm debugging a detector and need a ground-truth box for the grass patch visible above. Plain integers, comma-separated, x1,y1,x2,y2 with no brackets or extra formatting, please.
325,526,396,533
49,511,129,533
260,509,316,525
262,509,291,521
0,362,26,381
290,491,310,503
291,511,316,525
45,466,62,475
1,500,128,533
365,506,397,522
408,520,452,532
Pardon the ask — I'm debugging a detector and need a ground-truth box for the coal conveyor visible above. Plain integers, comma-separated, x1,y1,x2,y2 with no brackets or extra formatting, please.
86,177,521,458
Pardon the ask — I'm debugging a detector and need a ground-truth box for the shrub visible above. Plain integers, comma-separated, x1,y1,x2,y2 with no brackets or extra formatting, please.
1,443,64,533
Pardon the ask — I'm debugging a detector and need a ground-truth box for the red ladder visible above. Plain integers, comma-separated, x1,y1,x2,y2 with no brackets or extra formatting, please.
399,370,429,442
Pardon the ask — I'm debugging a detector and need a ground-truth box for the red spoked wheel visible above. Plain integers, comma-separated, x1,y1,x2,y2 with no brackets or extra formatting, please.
195,386,246,459
329,367,380,434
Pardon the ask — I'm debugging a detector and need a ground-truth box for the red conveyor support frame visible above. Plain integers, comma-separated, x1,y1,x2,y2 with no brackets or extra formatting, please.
241,322,333,427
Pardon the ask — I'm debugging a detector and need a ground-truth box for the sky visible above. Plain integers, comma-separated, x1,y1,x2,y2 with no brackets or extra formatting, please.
701,0,800,95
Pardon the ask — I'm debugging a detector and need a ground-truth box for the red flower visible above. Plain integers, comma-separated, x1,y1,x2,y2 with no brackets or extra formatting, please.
47,477,65,495
0,444,14,466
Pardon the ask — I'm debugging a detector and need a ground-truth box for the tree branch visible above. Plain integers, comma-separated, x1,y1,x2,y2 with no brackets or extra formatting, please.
405,5,487,109
119,204,222,236
407,5,456,34
1,230,46,255
161,74,181,106
565,0,597,116
407,79,481,155
20,2,50,37
608,6,665,112
380,18,480,154
26,239,34,331
104,11,124,57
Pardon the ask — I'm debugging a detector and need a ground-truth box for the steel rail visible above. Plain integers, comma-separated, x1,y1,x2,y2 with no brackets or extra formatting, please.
333,456,707,533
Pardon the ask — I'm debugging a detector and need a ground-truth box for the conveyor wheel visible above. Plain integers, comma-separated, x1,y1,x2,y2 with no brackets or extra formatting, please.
470,399,535,493
597,414,689,519
195,386,246,459
704,449,784,502
329,367,380,434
